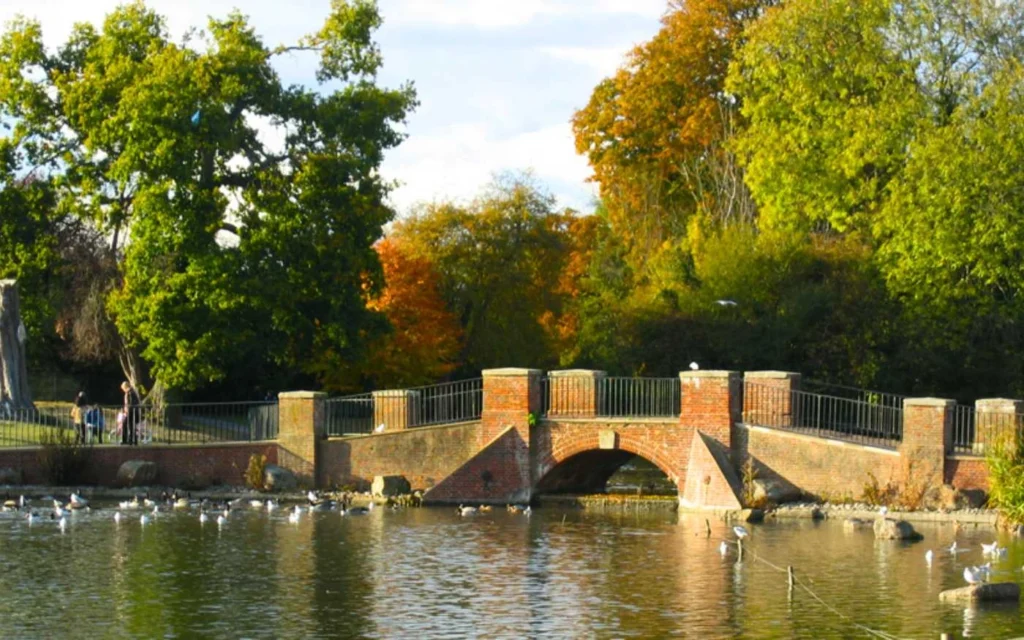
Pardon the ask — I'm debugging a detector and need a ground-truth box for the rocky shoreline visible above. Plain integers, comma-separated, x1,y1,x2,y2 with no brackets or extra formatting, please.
766,501,998,526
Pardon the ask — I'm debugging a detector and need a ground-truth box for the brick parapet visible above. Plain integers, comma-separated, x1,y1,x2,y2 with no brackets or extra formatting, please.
743,371,800,429
900,397,953,490
277,391,326,488
680,371,740,450
547,369,606,418
974,398,1023,455
372,389,418,432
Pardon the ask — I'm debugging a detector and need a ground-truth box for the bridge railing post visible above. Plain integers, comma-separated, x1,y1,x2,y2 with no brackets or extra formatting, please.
679,371,741,450
547,370,606,418
900,398,953,489
277,391,326,488
975,398,1023,455
372,389,419,432
743,371,801,429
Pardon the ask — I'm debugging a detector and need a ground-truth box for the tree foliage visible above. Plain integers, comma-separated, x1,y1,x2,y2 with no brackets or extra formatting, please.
0,1,415,390
391,176,577,374
353,238,462,389
572,0,774,267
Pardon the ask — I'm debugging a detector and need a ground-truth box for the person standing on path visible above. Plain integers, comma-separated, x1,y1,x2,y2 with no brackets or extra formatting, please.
121,381,141,446
71,391,87,443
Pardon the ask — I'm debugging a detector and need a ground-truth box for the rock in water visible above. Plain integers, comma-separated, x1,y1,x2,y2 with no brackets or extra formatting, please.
372,475,411,497
116,460,157,487
263,464,297,492
843,518,873,532
940,583,1020,603
873,517,923,541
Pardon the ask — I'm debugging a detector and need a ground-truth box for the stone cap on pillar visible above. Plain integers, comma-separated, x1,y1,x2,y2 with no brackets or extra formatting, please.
903,397,954,408
482,368,543,377
744,371,801,380
548,369,607,378
278,391,327,399
976,398,1024,412
372,389,420,398
679,370,739,379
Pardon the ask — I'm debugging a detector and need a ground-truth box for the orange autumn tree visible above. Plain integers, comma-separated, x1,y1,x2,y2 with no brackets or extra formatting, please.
363,238,462,388
572,0,775,270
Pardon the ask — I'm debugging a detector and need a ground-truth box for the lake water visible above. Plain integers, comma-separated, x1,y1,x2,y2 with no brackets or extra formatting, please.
0,503,1022,638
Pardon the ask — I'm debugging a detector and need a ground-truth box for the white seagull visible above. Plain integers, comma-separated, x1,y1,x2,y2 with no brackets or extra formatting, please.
715,300,738,307
216,514,227,527
719,541,728,555
69,493,88,509
689,362,700,371
113,511,122,524
199,512,209,525
288,509,301,524
58,516,67,533
963,566,986,585
925,549,933,565
374,423,386,434
733,526,749,540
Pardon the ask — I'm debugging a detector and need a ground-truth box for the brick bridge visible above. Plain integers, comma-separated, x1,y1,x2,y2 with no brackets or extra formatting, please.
272,369,1001,508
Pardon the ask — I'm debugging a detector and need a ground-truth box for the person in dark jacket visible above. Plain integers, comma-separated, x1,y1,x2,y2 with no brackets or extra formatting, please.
120,381,141,446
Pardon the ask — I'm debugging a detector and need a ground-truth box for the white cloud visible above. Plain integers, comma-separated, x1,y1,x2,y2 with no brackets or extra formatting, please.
537,45,633,77
383,121,596,213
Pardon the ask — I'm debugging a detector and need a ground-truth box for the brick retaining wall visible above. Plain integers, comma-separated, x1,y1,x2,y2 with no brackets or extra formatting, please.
319,421,484,491
0,442,278,487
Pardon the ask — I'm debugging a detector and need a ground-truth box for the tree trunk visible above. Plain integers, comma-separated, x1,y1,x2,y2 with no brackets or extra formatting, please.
0,280,34,413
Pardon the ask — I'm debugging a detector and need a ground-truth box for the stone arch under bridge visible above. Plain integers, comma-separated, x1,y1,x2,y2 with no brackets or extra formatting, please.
532,424,686,495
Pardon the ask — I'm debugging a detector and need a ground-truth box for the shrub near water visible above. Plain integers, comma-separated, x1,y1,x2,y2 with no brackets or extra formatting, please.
38,429,92,485
987,433,1024,524
245,454,267,491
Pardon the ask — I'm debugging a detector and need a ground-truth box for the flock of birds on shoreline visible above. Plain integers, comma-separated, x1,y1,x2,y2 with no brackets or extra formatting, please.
1,490,534,533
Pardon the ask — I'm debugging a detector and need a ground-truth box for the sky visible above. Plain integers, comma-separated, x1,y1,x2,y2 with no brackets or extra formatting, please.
0,0,668,214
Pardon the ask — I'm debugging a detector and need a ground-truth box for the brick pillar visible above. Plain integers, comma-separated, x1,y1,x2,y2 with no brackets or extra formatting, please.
547,369,605,418
975,398,1023,454
680,371,741,449
900,398,953,489
479,368,541,503
372,390,419,432
481,368,542,445
743,371,801,428
277,391,326,488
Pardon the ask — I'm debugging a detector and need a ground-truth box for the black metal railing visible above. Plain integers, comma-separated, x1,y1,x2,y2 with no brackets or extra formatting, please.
951,405,1024,455
541,375,681,419
324,393,374,436
407,378,483,428
0,400,278,447
803,379,906,414
324,378,484,436
743,381,903,449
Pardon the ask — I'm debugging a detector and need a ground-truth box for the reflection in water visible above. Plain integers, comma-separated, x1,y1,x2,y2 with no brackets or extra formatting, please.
0,506,1023,638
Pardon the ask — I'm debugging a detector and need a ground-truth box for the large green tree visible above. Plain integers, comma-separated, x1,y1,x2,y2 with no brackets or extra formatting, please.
0,1,415,391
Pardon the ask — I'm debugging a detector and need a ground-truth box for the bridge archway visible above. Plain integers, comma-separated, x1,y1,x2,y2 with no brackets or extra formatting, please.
534,431,683,495
535,450,678,495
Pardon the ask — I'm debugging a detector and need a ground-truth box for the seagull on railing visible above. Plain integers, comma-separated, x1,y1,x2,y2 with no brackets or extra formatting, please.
374,423,386,434
689,362,700,371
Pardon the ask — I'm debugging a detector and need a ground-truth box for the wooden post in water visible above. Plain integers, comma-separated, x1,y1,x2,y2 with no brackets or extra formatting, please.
788,566,795,588
704,519,711,538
